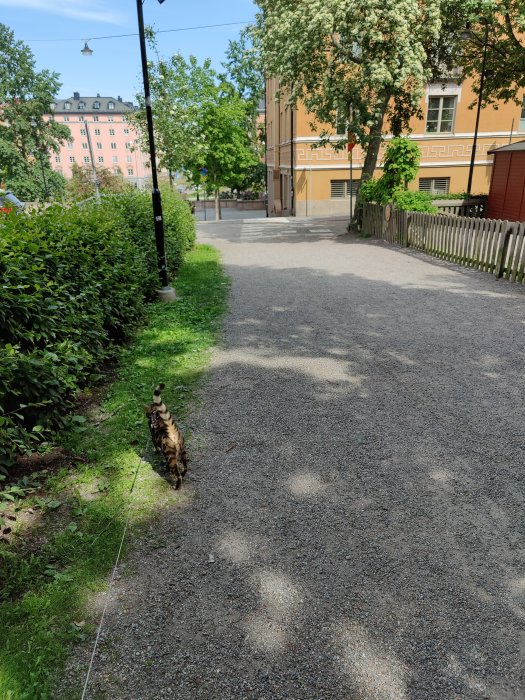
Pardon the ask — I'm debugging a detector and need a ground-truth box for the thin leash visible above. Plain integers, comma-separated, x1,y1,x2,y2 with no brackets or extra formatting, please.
80,442,147,700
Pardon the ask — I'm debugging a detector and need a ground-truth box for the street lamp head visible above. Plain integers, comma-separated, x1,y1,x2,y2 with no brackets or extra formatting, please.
81,41,93,56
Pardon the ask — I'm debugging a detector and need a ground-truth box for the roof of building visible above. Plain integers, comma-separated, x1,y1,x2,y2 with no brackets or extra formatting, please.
52,93,136,114
487,140,525,155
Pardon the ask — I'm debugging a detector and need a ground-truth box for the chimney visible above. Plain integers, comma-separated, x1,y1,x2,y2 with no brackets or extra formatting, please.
118,95,122,102
73,91,80,100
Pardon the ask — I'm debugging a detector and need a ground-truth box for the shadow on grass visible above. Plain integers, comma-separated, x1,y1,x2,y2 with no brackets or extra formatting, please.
0,245,229,700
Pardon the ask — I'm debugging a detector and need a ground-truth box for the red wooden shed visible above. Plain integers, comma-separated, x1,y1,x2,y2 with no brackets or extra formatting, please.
486,140,525,221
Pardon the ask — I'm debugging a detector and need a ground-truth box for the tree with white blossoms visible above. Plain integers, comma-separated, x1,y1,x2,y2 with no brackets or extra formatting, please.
255,0,442,195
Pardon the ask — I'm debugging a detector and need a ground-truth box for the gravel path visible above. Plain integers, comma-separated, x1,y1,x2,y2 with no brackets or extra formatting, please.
66,217,525,699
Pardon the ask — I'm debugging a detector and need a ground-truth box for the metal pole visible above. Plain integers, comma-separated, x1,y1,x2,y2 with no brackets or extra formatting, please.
84,121,100,201
349,148,353,221
136,0,171,292
467,21,489,195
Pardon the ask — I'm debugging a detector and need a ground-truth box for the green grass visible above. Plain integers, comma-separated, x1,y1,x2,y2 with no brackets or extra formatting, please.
0,244,229,700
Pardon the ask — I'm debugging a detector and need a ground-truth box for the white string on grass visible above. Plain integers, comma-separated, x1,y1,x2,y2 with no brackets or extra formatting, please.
80,448,145,700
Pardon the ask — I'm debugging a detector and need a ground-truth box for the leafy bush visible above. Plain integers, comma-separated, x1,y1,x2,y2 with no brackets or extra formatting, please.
392,189,437,213
429,192,487,200
0,189,195,472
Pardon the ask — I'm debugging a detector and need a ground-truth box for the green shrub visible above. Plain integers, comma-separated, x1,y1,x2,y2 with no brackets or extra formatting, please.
392,189,437,213
0,189,196,472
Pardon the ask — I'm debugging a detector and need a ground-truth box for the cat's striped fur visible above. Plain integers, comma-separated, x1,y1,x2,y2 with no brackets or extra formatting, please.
145,383,188,489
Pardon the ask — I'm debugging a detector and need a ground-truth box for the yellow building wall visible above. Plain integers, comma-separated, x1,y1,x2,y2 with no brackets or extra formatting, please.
266,76,525,217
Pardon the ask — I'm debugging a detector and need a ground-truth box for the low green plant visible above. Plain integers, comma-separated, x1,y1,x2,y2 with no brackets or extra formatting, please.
392,189,437,213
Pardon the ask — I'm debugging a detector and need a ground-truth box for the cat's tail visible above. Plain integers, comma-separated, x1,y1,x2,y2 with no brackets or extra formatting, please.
153,383,171,422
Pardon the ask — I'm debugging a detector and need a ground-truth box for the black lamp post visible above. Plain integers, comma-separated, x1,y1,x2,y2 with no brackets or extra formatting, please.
136,0,176,300
466,20,489,195
81,2,175,299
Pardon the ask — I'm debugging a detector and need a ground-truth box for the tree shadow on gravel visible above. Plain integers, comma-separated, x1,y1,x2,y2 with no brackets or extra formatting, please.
69,241,525,700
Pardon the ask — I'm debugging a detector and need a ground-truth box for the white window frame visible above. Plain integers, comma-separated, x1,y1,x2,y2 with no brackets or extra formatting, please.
426,95,457,133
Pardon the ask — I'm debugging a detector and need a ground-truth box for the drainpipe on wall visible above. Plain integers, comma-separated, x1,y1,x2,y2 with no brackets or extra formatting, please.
265,77,269,217
290,107,295,216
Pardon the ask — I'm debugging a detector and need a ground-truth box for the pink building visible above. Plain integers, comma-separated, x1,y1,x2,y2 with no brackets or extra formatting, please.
47,92,150,187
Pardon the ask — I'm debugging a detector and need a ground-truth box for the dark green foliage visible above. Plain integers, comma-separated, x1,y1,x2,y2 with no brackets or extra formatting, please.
0,190,195,472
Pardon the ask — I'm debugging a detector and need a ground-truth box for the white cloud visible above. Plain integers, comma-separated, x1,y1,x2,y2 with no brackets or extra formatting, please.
0,0,124,24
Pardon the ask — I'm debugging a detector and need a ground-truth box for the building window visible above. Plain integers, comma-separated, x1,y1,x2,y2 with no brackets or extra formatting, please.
96,142,102,150
84,156,90,163
78,101,85,109
330,179,360,198
79,116,84,122
55,156,61,163
109,128,115,136
63,116,69,122
98,156,104,163
94,128,100,135
110,142,117,149
112,156,118,163
127,168,134,175
67,141,73,149
82,143,88,150
419,177,450,195
93,101,101,110
127,155,132,163
69,156,75,163
64,101,71,110
124,128,129,135
108,116,114,122
108,101,115,110
80,128,86,135
50,102,56,110
56,167,63,175
426,96,456,133
93,115,99,122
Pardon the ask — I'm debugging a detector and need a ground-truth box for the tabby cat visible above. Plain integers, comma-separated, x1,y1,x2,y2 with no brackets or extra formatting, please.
145,383,188,489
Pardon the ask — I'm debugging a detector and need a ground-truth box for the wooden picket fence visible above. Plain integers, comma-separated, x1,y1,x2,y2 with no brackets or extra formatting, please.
362,202,525,283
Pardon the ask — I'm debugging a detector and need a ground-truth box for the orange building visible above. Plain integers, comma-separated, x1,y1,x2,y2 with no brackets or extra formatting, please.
266,77,525,217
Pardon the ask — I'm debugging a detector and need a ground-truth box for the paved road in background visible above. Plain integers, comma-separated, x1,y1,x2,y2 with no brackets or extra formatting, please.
79,217,525,699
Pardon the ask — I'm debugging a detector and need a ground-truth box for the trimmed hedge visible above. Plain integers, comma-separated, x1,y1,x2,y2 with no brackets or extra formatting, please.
0,188,195,472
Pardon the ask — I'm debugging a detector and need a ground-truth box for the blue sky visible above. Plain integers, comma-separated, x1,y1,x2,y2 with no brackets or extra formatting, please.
1,0,258,102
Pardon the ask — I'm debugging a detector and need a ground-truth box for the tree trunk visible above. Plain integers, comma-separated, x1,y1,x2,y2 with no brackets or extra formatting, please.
355,93,391,225
214,189,222,220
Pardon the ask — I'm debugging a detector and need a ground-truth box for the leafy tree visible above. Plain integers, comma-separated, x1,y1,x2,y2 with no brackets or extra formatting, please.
66,163,131,201
129,52,216,178
131,46,260,220
0,23,69,200
223,25,265,113
440,0,525,105
190,82,261,219
254,0,442,193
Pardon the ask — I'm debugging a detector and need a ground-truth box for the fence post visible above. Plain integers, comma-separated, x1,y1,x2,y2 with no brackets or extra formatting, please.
494,220,510,278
